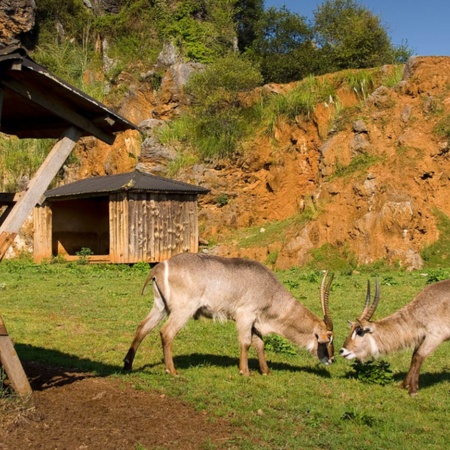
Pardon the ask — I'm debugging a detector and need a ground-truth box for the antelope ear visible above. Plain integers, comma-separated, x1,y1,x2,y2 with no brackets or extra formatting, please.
363,324,374,333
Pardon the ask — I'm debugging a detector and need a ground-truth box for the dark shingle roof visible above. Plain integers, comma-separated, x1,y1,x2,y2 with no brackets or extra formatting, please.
44,170,209,200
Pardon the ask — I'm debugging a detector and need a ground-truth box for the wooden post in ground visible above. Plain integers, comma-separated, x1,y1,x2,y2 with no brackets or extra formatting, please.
0,126,83,261
0,316,32,397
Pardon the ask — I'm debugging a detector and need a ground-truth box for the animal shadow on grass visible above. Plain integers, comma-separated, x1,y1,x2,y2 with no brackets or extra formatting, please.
393,369,450,391
15,344,123,391
139,352,332,378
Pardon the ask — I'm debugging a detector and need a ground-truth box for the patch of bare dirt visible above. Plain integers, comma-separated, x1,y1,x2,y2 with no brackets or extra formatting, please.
0,362,237,450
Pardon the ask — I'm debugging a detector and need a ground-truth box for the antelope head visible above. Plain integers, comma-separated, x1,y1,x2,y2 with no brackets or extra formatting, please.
316,271,335,365
339,278,380,361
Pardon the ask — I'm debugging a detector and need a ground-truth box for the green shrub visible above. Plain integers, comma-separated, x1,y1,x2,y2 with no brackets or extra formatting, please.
161,53,263,162
264,334,297,355
347,359,394,386
75,247,94,265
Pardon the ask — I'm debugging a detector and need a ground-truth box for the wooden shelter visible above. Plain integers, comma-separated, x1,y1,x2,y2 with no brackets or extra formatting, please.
34,170,209,263
0,44,137,261
0,43,137,397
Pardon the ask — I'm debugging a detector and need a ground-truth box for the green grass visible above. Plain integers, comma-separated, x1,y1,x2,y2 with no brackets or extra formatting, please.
0,260,449,449
421,209,450,267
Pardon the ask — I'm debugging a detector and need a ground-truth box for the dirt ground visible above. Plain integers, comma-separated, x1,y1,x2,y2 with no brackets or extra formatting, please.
0,362,237,450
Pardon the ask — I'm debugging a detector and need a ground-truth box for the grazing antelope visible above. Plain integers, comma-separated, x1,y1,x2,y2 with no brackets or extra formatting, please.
340,278,450,395
123,253,335,375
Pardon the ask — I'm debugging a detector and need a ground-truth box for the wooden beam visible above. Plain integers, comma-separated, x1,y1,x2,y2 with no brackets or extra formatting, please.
1,77,115,144
0,126,83,261
0,85,3,127
0,316,32,397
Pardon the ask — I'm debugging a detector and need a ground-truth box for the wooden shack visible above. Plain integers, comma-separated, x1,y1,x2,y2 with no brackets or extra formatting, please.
0,43,137,261
33,170,209,264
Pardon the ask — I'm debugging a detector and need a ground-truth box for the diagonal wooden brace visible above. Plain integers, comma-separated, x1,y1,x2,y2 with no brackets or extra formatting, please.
0,316,32,397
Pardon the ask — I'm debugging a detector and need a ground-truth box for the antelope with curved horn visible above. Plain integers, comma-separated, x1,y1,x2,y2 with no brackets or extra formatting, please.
340,278,450,395
123,253,335,375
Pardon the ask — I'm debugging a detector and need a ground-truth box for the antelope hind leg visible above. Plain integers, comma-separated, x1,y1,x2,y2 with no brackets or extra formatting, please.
123,305,167,371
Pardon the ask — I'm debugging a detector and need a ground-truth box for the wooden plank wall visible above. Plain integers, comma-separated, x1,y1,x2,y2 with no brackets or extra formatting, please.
126,193,199,263
33,204,52,262
109,193,129,263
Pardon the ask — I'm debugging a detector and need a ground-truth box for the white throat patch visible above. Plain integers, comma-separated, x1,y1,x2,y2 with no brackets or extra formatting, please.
367,333,380,359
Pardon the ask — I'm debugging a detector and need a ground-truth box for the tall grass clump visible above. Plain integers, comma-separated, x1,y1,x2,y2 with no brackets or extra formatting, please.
433,114,450,140
0,136,56,192
332,152,381,180
381,64,404,88
421,209,450,267
341,69,375,102
257,75,337,134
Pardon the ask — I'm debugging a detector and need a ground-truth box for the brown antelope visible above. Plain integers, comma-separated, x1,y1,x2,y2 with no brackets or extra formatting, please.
340,278,450,395
123,253,335,375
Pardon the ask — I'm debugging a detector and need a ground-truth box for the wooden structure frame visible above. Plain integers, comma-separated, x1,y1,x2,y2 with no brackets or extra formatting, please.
0,44,137,396
0,44,137,261
34,170,209,263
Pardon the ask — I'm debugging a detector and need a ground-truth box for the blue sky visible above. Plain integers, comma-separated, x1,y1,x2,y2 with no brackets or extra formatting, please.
264,1,450,56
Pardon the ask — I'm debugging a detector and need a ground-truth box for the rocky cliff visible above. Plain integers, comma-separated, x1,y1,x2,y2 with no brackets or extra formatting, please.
67,56,450,271
2,2,450,270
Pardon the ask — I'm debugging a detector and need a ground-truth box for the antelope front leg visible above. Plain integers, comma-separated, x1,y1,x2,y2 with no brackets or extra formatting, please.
402,352,424,396
236,312,256,376
402,338,438,396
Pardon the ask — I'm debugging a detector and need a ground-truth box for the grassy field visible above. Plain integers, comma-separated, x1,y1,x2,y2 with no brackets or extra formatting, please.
1,259,449,449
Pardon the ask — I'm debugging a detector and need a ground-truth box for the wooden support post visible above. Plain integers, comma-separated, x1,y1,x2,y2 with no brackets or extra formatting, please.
0,126,83,261
0,316,32,397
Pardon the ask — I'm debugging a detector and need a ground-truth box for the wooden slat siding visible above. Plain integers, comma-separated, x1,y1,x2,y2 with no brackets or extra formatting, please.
138,195,146,262
164,194,171,261
115,194,123,263
158,194,165,261
121,194,129,263
190,196,199,253
185,197,192,253
184,197,191,253
157,194,163,261
110,192,200,264
33,204,52,262
167,195,173,256
109,195,116,262
149,196,158,262
127,193,146,264
109,193,129,263
128,195,137,263
138,194,151,262
179,197,187,253
173,195,183,253
155,194,163,261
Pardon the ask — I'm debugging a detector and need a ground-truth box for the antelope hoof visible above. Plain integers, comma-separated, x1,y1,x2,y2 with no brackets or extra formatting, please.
123,359,133,371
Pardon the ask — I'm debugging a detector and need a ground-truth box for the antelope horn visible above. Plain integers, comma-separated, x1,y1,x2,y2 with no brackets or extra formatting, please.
320,271,334,331
358,277,380,321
